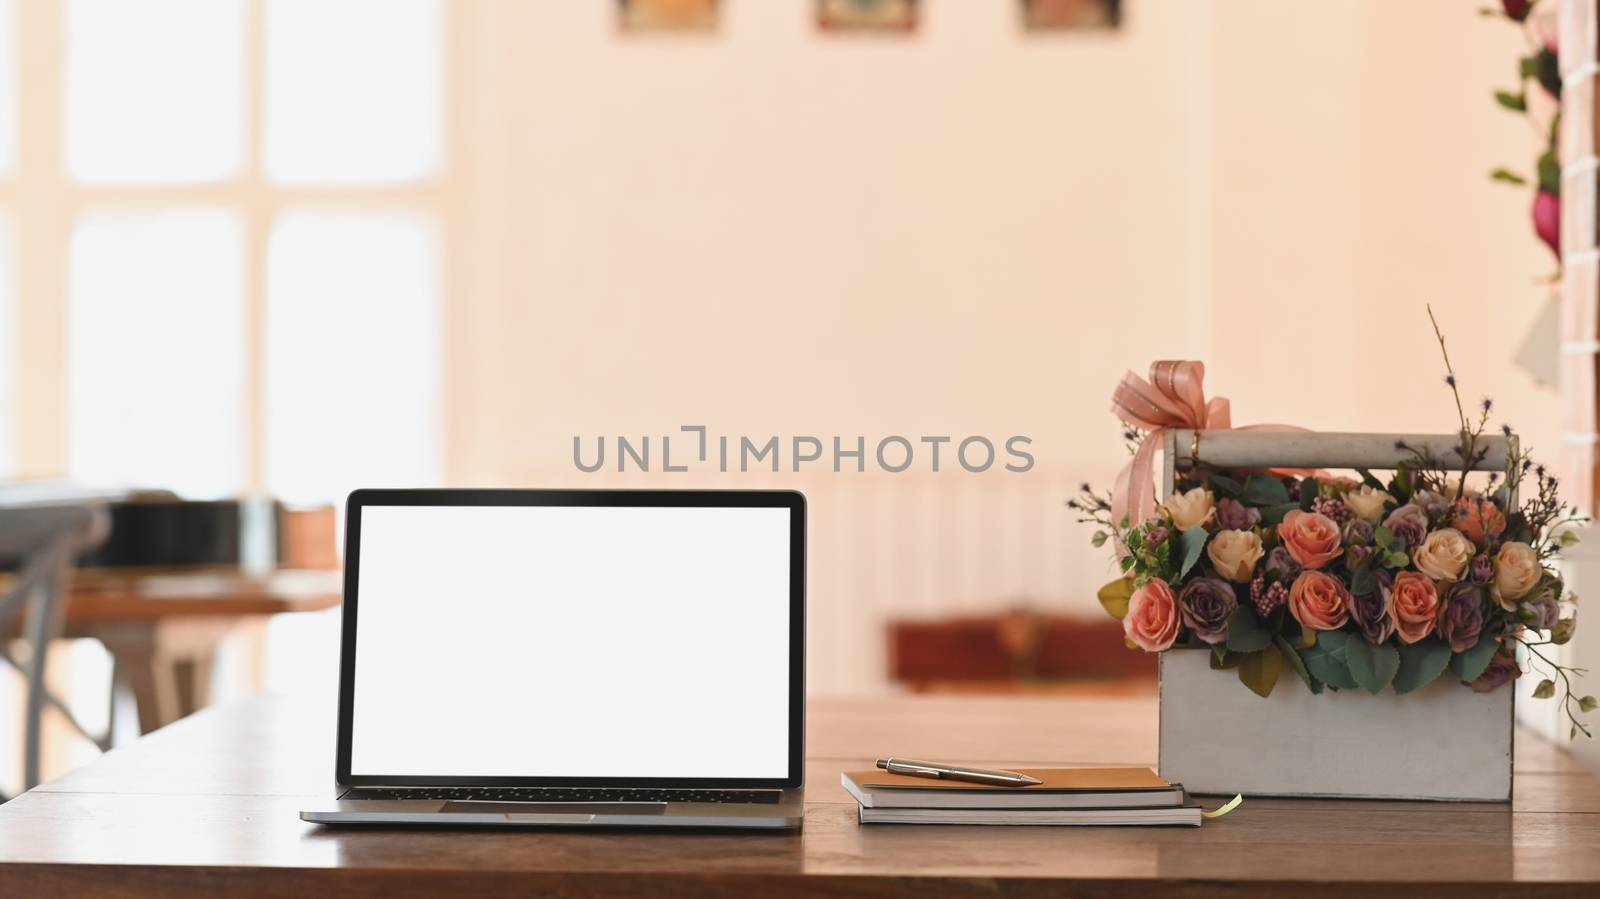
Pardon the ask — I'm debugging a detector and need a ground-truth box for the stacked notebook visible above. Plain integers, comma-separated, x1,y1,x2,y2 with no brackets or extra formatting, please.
843,766,1202,826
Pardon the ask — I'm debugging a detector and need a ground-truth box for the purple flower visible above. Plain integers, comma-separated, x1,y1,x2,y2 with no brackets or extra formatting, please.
1469,553,1494,585
1146,525,1170,547
1263,546,1301,584
1471,651,1520,693
1439,582,1486,653
1343,519,1374,547
1349,569,1395,644
1524,589,1561,631
1382,504,1429,551
1215,497,1260,531
1413,490,1450,521
1179,577,1238,645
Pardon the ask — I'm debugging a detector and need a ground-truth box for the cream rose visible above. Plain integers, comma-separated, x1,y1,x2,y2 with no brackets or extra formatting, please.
1343,485,1393,522
1161,486,1215,531
1413,528,1474,582
1207,529,1264,583
1493,541,1542,607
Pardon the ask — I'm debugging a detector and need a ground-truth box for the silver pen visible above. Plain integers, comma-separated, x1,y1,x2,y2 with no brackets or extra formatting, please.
876,758,1043,787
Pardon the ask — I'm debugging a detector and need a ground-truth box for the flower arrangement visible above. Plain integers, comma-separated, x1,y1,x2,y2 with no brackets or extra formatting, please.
1075,311,1595,737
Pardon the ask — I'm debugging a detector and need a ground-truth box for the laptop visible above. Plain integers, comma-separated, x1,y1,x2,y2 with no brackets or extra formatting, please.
300,488,806,830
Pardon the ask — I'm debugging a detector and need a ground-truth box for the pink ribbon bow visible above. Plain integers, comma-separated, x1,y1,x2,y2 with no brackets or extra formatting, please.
1110,361,1230,531
1110,361,1307,532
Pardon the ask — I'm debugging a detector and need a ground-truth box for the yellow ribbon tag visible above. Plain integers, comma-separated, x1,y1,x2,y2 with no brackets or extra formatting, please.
1201,794,1243,819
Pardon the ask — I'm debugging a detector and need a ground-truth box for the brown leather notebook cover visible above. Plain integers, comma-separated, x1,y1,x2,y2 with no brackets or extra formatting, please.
847,767,1170,792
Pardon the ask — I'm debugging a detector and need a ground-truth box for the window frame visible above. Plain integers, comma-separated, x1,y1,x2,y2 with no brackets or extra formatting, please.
1,0,464,494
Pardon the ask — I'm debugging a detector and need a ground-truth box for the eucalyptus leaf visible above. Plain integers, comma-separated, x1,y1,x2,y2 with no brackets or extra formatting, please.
1298,477,1318,511
1449,636,1499,683
1179,527,1208,578
1373,526,1395,550
1237,644,1283,698
1302,634,1357,690
1225,606,1272,653
1209,474,1242,497
1393,638,1452,695
1243,474,1291,507
1259,503,1300,527
1097,578,1134,620
1350,566,1377,597
1345,638,1400,694
1533,679,1557,699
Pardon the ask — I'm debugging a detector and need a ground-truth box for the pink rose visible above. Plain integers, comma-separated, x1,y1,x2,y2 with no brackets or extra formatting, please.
1124,579,1180,652
1279,510,1343,570
1389,571,1440,644
1288,570,1351,631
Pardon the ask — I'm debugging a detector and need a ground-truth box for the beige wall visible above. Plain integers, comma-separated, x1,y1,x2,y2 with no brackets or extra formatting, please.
444,2,1557,691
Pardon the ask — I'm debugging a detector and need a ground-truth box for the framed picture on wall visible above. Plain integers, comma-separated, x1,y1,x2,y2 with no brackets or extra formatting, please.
1021,0,1121,30
618,0,718,32
817,0,918,33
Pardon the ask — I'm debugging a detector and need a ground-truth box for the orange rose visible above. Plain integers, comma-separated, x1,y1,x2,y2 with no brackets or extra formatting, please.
1451,498,1506,548
1124,579,1180,652
1389,571,1440,644
1288,570,1351,631
1279,510,1343,570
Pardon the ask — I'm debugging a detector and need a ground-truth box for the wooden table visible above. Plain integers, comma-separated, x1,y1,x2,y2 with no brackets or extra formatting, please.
61,571,341,734
1,692,1599,896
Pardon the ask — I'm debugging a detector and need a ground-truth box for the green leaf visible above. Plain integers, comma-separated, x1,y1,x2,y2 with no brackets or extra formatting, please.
1450,636,1500,683
1539,150,1561,195
1345,638,1400,694
1520,55,1540,80
1259,502,1300,527
1097,578,1134,620
1237,644,1283,698
1276,634,1320,694
1357,468,1386,491
1298,477,1318,511
1580,696,1598,713
1394,638,1453,695
1373,526,1395,550
1350,566,1377,597
1209,647,1242,670
1179,526,1208,578
1386,551,1410,568
1489,167,1528,186
1091,530,1109,548
1242,474,1291,507
1495,89,1527,111
1302,630,1357,690
1552,618,1577,645
1225,606,1272,653
1533,679,1557,699
1209,475,1242,497
1119,554,1135,573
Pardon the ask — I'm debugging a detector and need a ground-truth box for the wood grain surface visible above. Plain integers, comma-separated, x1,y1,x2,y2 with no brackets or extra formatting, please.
2,692,1599,897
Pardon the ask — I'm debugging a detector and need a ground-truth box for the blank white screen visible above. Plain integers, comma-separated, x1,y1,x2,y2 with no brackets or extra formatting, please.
349,504,792,778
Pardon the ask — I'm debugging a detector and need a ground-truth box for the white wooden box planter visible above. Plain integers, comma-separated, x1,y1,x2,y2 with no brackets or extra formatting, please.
1155,430,1515,802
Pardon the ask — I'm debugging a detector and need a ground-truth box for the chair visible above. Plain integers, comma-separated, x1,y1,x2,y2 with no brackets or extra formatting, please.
0,501,108,798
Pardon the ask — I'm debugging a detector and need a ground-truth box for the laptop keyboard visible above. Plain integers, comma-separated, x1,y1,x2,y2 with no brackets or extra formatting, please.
342,787,782,804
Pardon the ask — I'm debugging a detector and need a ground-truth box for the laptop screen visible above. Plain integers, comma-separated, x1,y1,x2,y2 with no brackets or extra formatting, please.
345,501,795,782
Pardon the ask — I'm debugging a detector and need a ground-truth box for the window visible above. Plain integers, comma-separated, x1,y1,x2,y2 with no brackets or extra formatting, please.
0,0,450,501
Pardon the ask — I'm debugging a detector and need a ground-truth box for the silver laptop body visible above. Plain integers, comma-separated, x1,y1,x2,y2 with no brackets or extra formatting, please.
300,488,806,830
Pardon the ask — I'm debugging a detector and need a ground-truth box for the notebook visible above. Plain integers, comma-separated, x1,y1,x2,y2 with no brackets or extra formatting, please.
842,767,1186,810
856,804,1203,826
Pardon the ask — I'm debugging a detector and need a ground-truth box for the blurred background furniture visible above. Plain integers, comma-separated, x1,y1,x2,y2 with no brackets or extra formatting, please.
64,569,341,735
888,611,1155,694
0,497,108,797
